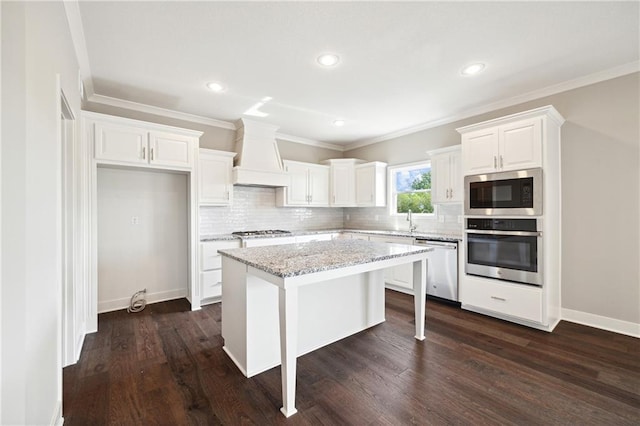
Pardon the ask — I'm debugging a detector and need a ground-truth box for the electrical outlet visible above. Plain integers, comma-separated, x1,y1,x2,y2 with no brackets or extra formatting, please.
458,215,463,224
346,214,350,221
131,216,139,225
374,215,379,221
438,215,445,223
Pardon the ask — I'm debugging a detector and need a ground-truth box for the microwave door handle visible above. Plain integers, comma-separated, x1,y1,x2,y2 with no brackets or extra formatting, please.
466,230,541,237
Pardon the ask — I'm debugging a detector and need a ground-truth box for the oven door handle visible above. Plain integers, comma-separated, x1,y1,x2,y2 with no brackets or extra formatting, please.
466,230,541,237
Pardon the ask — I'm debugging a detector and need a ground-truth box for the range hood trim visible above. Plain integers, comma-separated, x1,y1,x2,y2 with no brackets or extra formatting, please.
232,166,289,187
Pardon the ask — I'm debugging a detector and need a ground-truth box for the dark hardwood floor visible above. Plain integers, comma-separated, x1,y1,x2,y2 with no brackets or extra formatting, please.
63,291,640,425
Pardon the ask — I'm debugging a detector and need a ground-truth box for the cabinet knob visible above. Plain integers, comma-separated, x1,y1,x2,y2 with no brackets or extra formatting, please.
493,156,497,169
142,146,146,159
500,155,504,169
151,148,154,161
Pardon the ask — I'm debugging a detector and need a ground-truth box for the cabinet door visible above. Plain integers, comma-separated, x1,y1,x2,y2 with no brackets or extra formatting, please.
285,162,311,205
331,163,356,206
149,131,194,168
199,154,232,205
462,129,499,175
499,118,542,171
449,150,463,202
355,165,375,205
307,165,330,206
94,122,148,164
431,153,450,204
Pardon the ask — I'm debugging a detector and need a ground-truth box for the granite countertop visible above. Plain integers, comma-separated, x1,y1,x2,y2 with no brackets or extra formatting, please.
201,228,461,242
218,239,432,278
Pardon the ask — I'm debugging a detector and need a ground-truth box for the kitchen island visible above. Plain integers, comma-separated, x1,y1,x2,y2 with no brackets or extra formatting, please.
218,239,432,417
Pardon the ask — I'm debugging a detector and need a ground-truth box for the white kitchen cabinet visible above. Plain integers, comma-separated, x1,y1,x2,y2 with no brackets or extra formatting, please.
430,146,462,204
460,117,542,175
294,233,337,243
199,149,236,206
355,162,387,207
200,239,241,303
276,160,330,207
242,236,296,248
367,235,416,293
458,105,565,332
322,159,364,207
92,114,199,170
460,274,544,324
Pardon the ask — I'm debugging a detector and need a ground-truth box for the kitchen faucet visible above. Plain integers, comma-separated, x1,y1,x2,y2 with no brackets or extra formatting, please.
407,209,417,233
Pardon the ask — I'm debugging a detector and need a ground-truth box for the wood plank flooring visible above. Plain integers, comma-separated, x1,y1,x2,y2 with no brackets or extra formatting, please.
63,291,640,425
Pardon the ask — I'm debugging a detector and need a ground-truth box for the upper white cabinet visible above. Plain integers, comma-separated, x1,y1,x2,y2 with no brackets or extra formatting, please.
460,116,543,175
276,160,330,207
323,159,364,207
199,149,236,206
90,112,201,170
355,162,387,207
430,146,462,204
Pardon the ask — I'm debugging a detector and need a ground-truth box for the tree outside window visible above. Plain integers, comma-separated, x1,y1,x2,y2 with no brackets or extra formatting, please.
390,163,433,215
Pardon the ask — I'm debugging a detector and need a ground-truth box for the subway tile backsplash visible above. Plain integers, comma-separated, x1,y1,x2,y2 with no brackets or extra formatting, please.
199,186,462,236
199,186,344,235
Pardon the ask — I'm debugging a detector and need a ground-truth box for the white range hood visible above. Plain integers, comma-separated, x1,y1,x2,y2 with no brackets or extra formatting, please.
232,118,289,187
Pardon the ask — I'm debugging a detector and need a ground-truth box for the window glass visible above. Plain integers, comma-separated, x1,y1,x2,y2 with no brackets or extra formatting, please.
389,163,433,214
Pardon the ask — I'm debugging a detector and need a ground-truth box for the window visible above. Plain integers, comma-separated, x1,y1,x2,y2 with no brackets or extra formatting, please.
388,162,433,215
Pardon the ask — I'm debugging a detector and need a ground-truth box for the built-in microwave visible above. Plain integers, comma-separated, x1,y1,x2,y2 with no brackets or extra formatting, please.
464,168,542,216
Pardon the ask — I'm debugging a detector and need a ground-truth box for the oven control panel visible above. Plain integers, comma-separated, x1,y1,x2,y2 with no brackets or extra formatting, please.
467,218,537,231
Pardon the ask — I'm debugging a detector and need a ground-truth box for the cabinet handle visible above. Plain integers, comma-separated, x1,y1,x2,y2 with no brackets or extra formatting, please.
151,148,154,160
142,147,146,159
446,189,450,199
493,156,497,169
490,296,507,302
500,155,503,169
449,188,453,199
213,281,222,287
333,195,336,203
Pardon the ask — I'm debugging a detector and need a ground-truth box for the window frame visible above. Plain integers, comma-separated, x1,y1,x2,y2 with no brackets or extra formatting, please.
387,160,435,217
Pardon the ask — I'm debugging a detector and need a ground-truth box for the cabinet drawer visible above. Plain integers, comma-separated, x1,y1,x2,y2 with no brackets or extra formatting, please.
201,241,240,270
201,270,222,299
461,275,543,323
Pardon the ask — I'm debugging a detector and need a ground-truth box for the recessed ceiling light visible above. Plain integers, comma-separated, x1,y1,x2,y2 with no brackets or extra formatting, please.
461,63,485,76
317,53,340,67
206,82,226,92
333,119,345,127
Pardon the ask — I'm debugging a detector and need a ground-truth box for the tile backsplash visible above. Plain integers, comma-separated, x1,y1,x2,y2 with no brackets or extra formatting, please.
344,203,463,235
199,186,344,235
200,186,462,236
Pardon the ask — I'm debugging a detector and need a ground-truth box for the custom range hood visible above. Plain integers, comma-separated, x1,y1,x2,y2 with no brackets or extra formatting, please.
232,118,289,187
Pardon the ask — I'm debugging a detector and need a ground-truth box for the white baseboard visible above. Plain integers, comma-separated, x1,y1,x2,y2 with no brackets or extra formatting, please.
562,308,640,338
98,288,187,313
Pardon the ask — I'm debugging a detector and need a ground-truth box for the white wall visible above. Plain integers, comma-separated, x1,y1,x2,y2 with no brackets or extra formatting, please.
346,73,640,328
1,1,81,424
97,168,188,312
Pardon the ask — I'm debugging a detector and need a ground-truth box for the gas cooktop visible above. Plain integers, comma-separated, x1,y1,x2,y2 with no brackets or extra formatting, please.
231,230,292,237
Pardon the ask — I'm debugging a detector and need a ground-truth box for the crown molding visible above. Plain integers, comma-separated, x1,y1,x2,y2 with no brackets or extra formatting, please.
345,60,640,151
87,94,237,130
63,0,94,98
275,133,345,152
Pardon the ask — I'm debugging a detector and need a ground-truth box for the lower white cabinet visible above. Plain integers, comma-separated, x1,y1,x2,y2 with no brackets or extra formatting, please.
461,274,544,324
364,235,416,293
242,236,296,248
200,240,241,303
295,233,336,243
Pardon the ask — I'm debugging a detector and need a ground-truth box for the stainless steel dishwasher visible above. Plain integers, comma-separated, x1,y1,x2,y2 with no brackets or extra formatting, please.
413,238,458,302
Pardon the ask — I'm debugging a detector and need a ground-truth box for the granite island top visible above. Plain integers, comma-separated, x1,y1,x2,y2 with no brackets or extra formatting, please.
201,228,461,242
217,239,432,278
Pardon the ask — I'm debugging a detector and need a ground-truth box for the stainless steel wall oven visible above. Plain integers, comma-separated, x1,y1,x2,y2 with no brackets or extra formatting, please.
466,218,542,286
465,168,542,216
